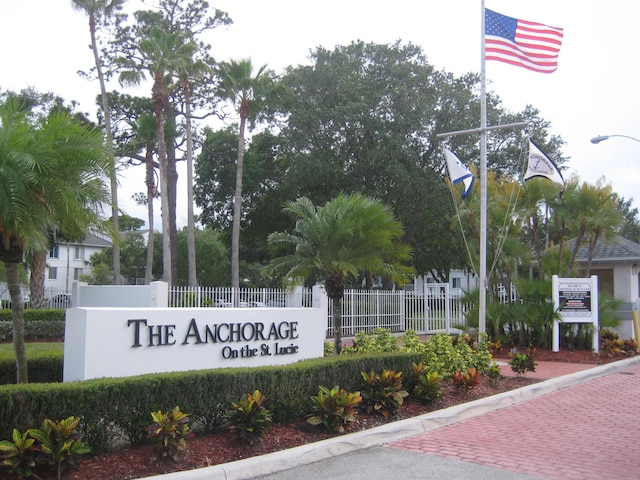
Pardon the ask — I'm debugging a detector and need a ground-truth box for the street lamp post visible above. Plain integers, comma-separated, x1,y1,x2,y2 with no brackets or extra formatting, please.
591,134,640,144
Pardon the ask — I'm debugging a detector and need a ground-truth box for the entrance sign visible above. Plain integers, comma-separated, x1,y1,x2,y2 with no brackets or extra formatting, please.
63,307,325,381
552,275,599,352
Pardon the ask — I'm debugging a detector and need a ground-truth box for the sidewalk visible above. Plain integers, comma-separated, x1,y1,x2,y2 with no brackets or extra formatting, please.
145,356,640,480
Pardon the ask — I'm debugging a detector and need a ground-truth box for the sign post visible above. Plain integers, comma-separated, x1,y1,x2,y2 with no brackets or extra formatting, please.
552,275,599,352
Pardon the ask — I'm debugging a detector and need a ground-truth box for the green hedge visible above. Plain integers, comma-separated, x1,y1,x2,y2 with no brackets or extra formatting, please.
0,309,66,342
0,352,422,453
0,349,63,384
0,321,65,342
0,309,65,323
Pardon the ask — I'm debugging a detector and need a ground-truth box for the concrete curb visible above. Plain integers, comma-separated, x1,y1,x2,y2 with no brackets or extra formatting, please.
143,356,640,480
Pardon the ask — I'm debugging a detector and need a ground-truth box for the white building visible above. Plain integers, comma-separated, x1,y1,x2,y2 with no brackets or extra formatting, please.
410,269,479,294
45,233,112,293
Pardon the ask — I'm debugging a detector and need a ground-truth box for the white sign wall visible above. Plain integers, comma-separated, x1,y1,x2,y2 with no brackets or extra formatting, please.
63,307,325,381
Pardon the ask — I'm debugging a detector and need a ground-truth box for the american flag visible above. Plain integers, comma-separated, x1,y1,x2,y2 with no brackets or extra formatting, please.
485,8,564,74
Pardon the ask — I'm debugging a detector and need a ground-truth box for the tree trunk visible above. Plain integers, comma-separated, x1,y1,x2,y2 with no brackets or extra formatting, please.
585,231,600,277
231,113,246,291
566,223,586,276
144,142,155,285
153,77,172,285
165,100,179,285
332,297,343,354
184,78,197,286
29,252,47,309
7,262,28,383
531,213,543,278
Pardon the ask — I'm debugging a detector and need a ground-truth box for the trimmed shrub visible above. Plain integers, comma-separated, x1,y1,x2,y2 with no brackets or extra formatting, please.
0,352,423,453
0,350,63,385
0,321,65,342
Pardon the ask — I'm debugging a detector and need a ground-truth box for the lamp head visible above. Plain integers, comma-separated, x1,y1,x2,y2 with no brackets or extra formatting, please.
590,135,609,144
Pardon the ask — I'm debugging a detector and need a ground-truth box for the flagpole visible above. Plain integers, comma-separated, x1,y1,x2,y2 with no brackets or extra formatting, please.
479,0,488,335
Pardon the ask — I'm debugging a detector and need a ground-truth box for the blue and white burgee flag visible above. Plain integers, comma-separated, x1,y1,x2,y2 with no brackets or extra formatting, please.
444,147,475,199
523,139,564,188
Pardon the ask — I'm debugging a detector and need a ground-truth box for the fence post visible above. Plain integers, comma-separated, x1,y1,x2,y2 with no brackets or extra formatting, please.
72,281,86,308
375,290,380,328
444,284,451,333
149,282,169,307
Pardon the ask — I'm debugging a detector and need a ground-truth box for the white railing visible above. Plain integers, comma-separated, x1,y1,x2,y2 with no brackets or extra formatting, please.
12,283,469,333
166,285,469,336
327,290,405,336
0,286,74,309
167,286,312,308
326,286,469,337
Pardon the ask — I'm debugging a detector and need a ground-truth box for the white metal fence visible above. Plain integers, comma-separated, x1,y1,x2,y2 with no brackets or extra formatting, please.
168,285,469,336
0,285,73,309
168,286,312,308
10,282,469,334
327,286,468,337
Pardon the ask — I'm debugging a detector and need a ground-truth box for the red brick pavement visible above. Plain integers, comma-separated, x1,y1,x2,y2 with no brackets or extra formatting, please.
388,362,640,480
499,360,595,379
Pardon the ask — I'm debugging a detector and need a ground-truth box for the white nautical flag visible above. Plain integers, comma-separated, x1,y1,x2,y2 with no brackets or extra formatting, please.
523,139,564,188
444,147,475,199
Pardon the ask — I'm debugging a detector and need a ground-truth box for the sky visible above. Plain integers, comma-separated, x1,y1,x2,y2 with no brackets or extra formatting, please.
1,0,639,230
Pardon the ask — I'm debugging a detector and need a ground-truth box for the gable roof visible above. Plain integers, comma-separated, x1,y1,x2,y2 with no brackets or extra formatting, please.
56,232,112,248
571,235,640,264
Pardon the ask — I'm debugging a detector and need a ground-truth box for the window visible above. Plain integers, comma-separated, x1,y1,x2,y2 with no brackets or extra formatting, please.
74,268,82,281
49,246,59,259
48,267,57,280
452,278,460,288
74,247,82,260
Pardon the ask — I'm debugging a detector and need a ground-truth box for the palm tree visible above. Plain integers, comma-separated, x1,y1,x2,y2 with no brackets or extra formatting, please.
118,26,197,284
554,177,623,277
216,59,277,292
0,99,111,383
267,193,414,354
518,178,563,279
71,0,125,285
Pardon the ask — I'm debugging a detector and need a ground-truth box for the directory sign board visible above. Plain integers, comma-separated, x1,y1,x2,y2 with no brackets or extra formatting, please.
552,275,599,352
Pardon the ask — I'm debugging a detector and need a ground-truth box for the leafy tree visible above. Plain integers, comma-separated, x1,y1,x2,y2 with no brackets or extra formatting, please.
264,41,568,280
113,214,145,232
267,193,414,354
89,231,147,284
616,196,640,244
194,126,240,232
0,98,110,383
195,128,288,271
176,228,229,286
79,262,112,285
72,0,125,285
216,58,280,293
152,228,229,286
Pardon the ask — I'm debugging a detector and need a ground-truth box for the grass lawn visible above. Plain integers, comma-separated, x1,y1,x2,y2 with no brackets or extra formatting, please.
0,342,63,361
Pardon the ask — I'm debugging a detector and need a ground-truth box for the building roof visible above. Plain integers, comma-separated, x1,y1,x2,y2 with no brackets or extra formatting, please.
61,232,112,248
571,235,640,264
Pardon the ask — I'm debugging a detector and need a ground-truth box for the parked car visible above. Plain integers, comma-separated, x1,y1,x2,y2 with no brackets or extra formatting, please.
213,299,233,307
47,293,72,309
